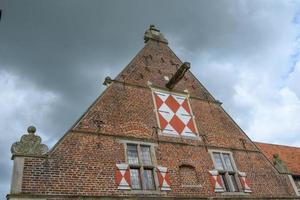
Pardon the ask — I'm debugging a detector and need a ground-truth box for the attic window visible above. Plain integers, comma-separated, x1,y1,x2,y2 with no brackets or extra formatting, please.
153,90,197,137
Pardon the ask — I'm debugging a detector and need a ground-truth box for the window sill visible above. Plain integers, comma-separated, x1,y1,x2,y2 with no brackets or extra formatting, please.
221,192,249,196
125,190,166,195
159,132,201,140
181,184,202,188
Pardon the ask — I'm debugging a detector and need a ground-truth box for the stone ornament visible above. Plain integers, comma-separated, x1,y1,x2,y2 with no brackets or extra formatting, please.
144,24,168,44
273,153,290,173
11,126,49,156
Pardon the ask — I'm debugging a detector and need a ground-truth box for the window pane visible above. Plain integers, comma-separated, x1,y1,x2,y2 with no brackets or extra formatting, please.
141,146,152,165
293,176,300,190
130,169,141,190
143,169,155,190
223,153,234,171
127,144,139,165
220,174,229,192
229,174,239,192
213,153,224,170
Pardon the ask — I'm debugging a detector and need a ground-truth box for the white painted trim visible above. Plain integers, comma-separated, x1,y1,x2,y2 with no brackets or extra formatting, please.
117,139,157,146
10,157,24,194
288,175,300,196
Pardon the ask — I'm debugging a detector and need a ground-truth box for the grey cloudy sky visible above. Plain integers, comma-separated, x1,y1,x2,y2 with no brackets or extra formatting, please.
1,0,300,198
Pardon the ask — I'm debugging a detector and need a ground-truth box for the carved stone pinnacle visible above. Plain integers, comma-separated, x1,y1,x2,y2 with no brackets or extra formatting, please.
11,126,49,156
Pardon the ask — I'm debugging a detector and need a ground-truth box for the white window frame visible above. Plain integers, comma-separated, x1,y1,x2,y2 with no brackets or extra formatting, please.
289,175,300,196
118,140,160,191
208,149,242,193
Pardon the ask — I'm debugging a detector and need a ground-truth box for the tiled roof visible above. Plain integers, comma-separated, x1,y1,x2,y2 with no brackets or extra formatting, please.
255,142,300,175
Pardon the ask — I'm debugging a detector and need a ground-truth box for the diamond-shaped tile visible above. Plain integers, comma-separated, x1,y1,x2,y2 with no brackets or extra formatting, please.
187,118,196,133
165,95,180,113
163,124,178,135
155,91,169,101
176,107,191,124
155,94,164,109
159,104,174,122
169,115,185,134
158,112,168,129
173,94,185,105
181,99,191,114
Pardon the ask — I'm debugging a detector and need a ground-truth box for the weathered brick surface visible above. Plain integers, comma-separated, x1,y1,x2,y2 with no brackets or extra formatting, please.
233,151,295,197
22,133,125,196
115,40,214,101
17,39,297,199
21,132,295,198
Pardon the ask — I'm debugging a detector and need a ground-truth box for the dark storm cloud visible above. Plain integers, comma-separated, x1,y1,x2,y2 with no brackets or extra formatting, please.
0,0,293,105
1,0,247,138
1,0,300,198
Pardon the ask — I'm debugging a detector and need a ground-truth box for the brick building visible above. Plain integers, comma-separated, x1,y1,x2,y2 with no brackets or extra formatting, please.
8,25,300,199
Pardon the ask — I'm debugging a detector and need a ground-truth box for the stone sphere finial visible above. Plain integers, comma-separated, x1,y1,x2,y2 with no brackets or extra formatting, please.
27,126,36,134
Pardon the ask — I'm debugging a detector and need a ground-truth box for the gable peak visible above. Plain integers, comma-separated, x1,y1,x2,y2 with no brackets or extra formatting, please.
144,25,168,44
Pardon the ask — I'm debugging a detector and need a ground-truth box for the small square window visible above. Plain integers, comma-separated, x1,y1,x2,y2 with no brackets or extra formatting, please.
229,174,239,192
213,152,224,170
220,173,229,192
143,169,155,190
223,153,234,171
141,146,152,165
127,144,139,165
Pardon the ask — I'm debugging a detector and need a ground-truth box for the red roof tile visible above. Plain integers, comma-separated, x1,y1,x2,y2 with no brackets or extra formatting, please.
255,142,300,175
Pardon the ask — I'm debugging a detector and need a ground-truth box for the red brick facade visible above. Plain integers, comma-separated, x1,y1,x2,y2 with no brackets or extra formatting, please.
8,26,299,199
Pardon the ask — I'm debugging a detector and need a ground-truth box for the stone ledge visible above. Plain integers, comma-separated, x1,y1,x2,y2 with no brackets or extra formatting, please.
7,194,300,200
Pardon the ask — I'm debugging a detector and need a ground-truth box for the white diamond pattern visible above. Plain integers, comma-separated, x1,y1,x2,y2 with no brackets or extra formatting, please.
154,91,197,136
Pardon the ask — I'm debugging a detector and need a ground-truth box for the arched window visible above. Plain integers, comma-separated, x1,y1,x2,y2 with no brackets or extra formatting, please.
179,165,198,186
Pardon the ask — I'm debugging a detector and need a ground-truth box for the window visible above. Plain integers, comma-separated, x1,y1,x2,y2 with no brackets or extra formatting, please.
294,176,300,193
126,144,156,190
211,151,240,192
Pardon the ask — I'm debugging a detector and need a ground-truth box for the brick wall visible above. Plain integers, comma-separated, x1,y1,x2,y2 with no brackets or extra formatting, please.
20,131,295,198
19,82,296,198
12,39,298,199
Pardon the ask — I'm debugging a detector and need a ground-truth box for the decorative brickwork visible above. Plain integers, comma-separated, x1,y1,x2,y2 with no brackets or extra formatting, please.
179,165,198,186
153,90,197,137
